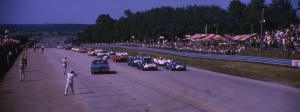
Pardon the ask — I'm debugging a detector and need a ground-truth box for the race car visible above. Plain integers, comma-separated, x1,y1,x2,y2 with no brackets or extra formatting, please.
153,57,171,66
115,51,128,56
137,58,158,70
87,50,97,56
112,55,128,62
127,57,143,67
165,61,186,71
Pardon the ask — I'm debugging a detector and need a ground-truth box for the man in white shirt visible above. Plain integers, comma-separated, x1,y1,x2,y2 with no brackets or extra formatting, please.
64,69,77,95
19,60,25,82
61,57,67,75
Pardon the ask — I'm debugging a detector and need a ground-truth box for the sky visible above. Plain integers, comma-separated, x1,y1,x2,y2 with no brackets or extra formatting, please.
0,0,297,24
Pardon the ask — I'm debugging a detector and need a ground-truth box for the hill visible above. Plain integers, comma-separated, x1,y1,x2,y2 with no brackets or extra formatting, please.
0,24,90,33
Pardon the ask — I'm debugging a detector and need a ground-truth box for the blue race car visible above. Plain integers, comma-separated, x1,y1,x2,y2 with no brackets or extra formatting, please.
91,59,110,74
137,58,158,70
165,61,186,71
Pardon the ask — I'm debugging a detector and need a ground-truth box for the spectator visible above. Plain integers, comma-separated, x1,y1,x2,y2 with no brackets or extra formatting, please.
61,57,67,75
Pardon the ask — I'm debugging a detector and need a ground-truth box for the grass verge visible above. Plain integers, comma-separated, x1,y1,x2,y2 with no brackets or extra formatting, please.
112,48,300,88
239,48,300,60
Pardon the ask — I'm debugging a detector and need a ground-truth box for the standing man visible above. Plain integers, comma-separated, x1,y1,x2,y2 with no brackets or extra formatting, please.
19,60,25,82
21,55,28,69
33,45,36,52
41,46,44,53
7,51,13,64
61,57,67,75
64,69,77,95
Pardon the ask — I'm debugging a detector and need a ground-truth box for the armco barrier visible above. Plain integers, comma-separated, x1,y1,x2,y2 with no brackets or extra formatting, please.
86,45,294,67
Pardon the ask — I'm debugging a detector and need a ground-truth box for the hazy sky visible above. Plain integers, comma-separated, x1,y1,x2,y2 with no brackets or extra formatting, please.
0,0,297,24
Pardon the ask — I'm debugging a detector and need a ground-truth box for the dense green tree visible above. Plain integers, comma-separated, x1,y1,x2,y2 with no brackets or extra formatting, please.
77,3,299,43
267,0,296,30
243,0,266,33
228,0,246,34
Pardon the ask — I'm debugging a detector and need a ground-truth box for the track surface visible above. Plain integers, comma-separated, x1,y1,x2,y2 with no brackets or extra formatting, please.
1,48,300,112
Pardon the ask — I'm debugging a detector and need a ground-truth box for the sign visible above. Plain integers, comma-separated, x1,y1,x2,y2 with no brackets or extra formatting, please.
292,60,300,67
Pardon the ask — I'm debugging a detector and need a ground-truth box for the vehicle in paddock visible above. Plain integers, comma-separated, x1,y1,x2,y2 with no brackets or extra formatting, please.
137,58,158,70
90,59,110,74
153,57,171,66
165,61,187,71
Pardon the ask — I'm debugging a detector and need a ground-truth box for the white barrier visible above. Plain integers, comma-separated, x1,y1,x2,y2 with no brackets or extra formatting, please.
292,60,300,67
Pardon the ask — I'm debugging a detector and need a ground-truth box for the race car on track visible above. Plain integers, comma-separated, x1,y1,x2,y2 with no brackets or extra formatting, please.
127,57,143,67
153,57,171,66
137,58,158,70
165,61,186,71
87,50,97,56
91,59,110,74
112,54,128,62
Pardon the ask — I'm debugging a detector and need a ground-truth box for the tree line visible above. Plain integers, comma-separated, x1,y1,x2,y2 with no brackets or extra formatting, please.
78,0,300,43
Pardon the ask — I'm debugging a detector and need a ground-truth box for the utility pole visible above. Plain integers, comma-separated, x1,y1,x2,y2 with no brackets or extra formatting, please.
259,8,265,57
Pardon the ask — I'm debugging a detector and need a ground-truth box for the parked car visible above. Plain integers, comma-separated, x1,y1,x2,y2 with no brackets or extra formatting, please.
165,61,186,71
137,58,158,70
91,59,110,74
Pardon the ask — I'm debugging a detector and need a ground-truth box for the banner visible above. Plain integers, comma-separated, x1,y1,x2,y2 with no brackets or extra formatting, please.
292,60,300,67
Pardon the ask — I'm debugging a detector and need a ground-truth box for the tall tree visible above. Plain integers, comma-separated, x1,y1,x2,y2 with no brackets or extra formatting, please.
267,0,296,30
244,0,266,33
228,0,246,34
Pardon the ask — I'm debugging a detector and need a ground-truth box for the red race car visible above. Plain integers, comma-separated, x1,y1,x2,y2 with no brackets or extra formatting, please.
112,55,128,62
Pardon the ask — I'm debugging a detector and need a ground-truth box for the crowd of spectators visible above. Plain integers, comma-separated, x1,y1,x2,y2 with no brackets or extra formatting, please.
88,24,300,55
0,41,23,80
249,24,300,53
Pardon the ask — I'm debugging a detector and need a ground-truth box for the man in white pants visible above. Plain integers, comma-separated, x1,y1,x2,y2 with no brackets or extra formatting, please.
19,60,25,82
61,57,67,75
64,69,77,95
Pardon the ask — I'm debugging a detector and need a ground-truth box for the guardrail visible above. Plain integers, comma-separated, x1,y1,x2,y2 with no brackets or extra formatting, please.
86,45,295,67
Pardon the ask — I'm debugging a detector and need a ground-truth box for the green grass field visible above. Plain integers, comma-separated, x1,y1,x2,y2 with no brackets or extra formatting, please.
239,48,300,60
112,48,300,88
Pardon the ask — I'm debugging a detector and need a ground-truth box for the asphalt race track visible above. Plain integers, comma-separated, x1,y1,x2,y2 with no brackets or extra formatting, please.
2,48,300,112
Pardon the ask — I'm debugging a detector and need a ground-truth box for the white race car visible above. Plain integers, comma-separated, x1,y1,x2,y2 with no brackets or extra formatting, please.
153,57,171,66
